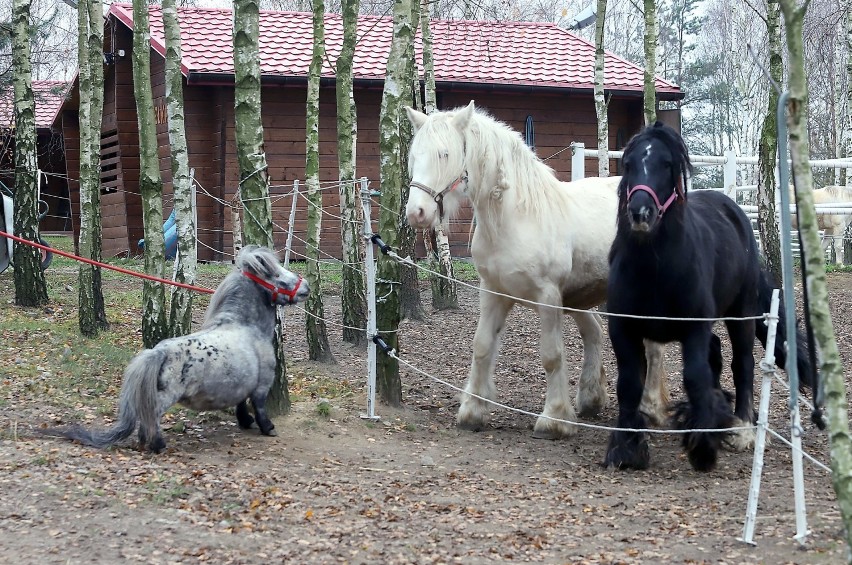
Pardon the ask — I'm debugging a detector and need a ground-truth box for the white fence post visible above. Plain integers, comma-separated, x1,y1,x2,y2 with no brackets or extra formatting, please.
724,149,738,197
740,289,781,546
359,177,379,421
283,179,299,268
571,142,585,181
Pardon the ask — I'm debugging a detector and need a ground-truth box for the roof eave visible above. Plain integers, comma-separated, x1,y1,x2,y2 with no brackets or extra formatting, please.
185,71,684,100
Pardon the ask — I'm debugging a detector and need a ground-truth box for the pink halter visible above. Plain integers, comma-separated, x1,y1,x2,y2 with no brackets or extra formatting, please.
627,180,684,216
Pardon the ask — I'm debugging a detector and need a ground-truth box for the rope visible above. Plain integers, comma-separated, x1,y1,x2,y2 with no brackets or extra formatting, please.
1,230,215,295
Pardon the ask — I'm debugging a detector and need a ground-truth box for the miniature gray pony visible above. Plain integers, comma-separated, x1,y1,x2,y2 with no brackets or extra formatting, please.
43,245,309,453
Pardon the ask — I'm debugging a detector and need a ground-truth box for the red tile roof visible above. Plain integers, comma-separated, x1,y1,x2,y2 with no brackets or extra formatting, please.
0,81,69,130
108,4,681,96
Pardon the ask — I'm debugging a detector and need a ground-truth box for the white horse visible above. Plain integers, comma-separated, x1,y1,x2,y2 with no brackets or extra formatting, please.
789,185,852,264
404,101,668,439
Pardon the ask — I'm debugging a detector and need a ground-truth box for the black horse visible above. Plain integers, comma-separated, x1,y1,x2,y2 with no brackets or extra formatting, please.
604,122,815,472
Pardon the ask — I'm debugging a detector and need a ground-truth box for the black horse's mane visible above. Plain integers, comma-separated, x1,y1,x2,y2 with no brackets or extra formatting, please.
620,122,694,195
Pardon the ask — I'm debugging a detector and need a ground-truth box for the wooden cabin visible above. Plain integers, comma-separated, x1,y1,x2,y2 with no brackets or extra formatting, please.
54,4,683,260
0,81,72,234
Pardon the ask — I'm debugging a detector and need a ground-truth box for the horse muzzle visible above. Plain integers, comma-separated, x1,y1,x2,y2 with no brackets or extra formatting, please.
405,202,439,229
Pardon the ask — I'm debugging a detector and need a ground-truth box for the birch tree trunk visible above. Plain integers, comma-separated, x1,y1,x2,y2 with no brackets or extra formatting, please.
778,0,852,557
398,0,425,322
420,0,457,310
756,0,783,283
233,0,289,416
86,0,108,332
77,0,108,334
132,0,168,348
11,0,48,307
642,0,658,125
335,0,367,346
305,0,334,362
376,0,414,406
163,0,197,338
594,0,609,177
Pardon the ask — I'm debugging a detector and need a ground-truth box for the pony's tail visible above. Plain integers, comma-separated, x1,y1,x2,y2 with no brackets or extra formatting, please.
755,269,816,393
40,349,165,449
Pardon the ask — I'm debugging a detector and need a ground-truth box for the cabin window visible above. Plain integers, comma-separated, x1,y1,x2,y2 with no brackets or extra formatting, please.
100,130,121,194
524,115,535,150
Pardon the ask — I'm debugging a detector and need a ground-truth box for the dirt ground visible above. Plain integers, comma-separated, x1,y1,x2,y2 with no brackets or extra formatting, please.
1,269,850,564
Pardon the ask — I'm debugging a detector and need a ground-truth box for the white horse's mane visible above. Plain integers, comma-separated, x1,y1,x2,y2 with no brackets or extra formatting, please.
463,109,571,227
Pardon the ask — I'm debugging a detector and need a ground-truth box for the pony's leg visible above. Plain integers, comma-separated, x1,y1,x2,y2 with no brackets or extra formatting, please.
457,290,514,432
675,329,734,472
604,323,650,470
235,400,255,429
573,311,607,418
249,391,278,437
639,340,669,426
724,320,757,451
533,302,578,439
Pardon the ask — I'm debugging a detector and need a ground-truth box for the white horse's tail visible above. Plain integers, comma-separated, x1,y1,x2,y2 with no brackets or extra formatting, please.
40,349,165,449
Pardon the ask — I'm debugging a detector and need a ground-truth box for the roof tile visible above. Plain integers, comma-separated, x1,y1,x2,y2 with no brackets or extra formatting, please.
109,4,680,94
0,81,69,130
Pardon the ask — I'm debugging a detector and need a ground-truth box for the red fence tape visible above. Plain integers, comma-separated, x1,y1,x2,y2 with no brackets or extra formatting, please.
0,229,215,294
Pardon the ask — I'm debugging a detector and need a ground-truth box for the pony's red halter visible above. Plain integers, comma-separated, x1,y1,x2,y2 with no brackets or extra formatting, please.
627,179,685,217
410,172,468,220
242,270,303,303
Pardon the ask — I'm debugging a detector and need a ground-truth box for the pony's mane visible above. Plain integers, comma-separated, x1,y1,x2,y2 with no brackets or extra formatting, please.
464,108,568,223
204,246,281,323
620,122,693,196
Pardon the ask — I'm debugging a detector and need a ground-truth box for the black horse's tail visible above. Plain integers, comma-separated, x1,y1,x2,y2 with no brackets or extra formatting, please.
39,349,165,449
755,269,816,393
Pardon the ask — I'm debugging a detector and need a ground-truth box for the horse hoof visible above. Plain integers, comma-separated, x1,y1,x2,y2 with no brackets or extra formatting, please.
576,393,606,419
532,429,561,440
457,420,486,433
261,427,278,437
684,432,720,472
604,431,650,470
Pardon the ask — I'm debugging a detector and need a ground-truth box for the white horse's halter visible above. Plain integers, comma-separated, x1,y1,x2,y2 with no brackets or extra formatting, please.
409,172,468,221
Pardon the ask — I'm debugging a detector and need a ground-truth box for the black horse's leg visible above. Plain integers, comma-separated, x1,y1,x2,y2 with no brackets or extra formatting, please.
605,321,650,470
726,319,756,425
235,399,256,429
709,333,723,390
249,391,277,437
677,328,733,471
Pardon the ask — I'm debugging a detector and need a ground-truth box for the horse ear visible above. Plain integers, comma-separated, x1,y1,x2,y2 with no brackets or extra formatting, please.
405,106,428,132
452,100,475,131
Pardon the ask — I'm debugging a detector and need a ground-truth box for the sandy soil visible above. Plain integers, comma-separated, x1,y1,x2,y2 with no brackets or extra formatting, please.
0,271,849,564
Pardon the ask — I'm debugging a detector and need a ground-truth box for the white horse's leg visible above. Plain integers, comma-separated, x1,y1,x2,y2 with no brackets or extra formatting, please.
457,289,514,431
533,302,578,439
572,311,607,418
639,340,670,426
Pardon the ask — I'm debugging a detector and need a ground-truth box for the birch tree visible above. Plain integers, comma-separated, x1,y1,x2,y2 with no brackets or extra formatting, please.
233,0,290,416
778,0,852,556
163,0,197,338
11,0,48,307
335,0,367,346
756,0,783,283
594,0,609,176
305,0,334,362
376,0,415,406
132,0,168,349
420,0,457,310
78,0,108,335
643,0,658,124
398,0,425,321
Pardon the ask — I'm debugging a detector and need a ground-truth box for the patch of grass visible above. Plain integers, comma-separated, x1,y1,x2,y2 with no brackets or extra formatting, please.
316,400,331,418
825,264,852,273
402,422,416,432
146,475,190,505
